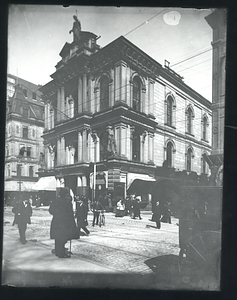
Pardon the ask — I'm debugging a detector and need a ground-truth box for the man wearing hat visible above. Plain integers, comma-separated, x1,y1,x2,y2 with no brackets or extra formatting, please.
12,196,32,244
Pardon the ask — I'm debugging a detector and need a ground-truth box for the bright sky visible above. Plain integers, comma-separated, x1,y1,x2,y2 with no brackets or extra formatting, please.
8,5,213,101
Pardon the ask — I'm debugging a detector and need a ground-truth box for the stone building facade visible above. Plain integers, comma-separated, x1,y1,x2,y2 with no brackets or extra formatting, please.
205,9,226,185
5,75,44,203
39,21,212,202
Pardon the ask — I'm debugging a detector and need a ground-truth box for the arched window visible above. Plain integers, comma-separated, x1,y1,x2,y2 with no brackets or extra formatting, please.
203,116,208,140
167,96,173,126
166,142,173,168
187,107,193,134
132,133,140,162
100,76,109,111
187,148,192,172
133,76,141,112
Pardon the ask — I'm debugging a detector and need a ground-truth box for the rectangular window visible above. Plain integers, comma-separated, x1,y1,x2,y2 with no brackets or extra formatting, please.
27,147,31,157
23,107,28,119
23,127,28,139
17,164,21,177
32,92,37,100
23,89,27,97
29,166,33,177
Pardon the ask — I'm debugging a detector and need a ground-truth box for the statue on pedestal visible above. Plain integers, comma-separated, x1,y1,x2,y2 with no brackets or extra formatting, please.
69,15,81,43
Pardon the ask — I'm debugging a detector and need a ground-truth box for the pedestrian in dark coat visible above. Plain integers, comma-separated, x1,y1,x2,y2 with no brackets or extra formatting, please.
49,189,79,258
153,201,162,229
92,199,104,226
75,196,90,237
161,201,172,224
12,197,32,244
133,197,142,220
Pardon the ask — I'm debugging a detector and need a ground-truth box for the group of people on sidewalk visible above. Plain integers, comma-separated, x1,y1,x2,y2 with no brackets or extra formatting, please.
115,195,142,219
11,189,105,258
11,189,172,258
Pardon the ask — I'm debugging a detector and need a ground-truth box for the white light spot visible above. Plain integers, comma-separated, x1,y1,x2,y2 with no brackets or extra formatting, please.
163,11,181,26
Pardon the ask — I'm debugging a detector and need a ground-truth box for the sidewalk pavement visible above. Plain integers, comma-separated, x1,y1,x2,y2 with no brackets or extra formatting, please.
2,232,161,289
2,233,127,288
2,207,180,289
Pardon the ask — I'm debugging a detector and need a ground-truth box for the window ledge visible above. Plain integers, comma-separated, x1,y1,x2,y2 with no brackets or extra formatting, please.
185,132,195,137
164,123,176,130
201,138,209,143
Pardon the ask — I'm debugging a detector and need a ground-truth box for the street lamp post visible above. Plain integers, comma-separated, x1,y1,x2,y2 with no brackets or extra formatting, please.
93,162,96,202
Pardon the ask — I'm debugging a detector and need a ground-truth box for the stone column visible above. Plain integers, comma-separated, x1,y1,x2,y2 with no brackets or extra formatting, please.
87,76,92,113
148,79,154,115
78,131,82,162
120,124,127,158
141,88,146,113
114,125,120,156
50,107,54,129
65,146,69,165
115,61,127,103
96,134,100,162
141,131,148,163
148,133,154,162
57,88,61,122
94,87,99,113
83,74,87,112
45,102,49,129
121,62,127,103
57,137,61,165
78,76,83,113
91,132,98,162
61,86,65,120
61,136,66,165
130,126,135,160
110,69,115,107
126,126,131,160
82,129,88,162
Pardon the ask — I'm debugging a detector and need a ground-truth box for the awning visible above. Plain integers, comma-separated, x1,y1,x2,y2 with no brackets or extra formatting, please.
4,180,36,192
127,173,156,195
32,176,57,191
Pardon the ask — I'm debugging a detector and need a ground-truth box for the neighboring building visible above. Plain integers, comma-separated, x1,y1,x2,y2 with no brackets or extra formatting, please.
5,74,44,204
204,9,226,186
39,17,212,204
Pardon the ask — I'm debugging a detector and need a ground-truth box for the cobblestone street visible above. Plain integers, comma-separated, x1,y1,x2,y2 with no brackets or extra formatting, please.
3,206,218,290
3,206,180,273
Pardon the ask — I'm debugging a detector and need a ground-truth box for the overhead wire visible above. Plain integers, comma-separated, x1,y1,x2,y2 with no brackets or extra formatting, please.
124,8,167,37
